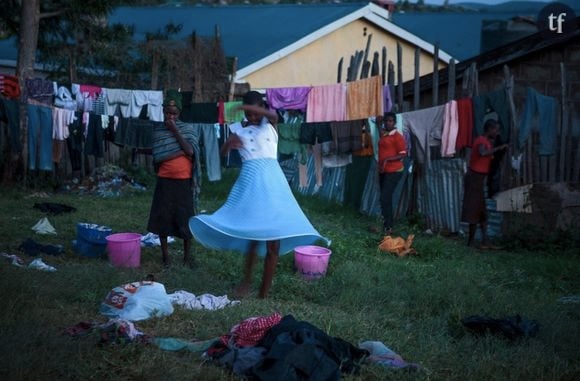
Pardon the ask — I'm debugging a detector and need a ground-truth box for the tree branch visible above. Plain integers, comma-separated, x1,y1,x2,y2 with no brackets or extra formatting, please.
39,9,66,19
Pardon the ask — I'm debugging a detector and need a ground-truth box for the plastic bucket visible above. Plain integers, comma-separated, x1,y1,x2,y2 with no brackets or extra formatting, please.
106,233,142,268
74,223,112,258
294,245,332,281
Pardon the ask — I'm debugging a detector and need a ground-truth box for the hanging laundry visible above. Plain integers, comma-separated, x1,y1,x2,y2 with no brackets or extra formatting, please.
0,98,21,152
403,104,445,166
518,87,558,155
115,118,158,150
0,74,20,99
26,104,53,171
224,101,245,124
180,102,218,124
455,97,474,150
277,123,302,155
193,123,222,181
266,86,311,111
54,86,77,110
328,120,364,155
299,121,333,145
25,78,55,105
104,88,132,117
85,113,105,158
306,83,347,122
472,88,511,141
441,100,459,157
346,76,384,120
52,107,76,141
132,90,164,122
383,84,393,113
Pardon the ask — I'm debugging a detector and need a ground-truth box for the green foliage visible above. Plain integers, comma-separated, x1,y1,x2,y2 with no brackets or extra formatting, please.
0,170,579,380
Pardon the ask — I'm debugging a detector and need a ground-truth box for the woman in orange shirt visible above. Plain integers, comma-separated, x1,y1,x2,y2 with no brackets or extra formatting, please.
378,112,407,235
147,90,197,267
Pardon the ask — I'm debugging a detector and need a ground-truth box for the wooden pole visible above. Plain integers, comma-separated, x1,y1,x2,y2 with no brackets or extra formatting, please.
387,60,395,86
503,65,519,186
371,51,380,77
228,56,238,102
381,47,387,85
413,47,420,110
337,57,343,83
432,44,439,106
447,59,455,101
397,42,403,111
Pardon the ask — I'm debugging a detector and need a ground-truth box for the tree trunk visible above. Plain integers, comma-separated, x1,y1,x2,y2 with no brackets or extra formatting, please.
16,0,41,184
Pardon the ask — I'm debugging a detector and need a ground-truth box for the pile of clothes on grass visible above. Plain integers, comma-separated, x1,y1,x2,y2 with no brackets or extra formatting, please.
61,164,148,197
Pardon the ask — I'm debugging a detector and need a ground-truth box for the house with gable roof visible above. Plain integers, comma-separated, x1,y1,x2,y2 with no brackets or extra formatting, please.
0,2,453,90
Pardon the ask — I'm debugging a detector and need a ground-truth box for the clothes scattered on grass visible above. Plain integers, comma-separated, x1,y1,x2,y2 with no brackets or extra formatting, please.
18,238,64,256
31,217,57,235
154,337,217,352
1,253,57,271
100,281,174,321
557,295,580,304
461,314,539,340
378,234,416,257
140,232,175,247
220,312,282,348
1,252,25,267
60,164,147,197
64,319,148,345
359,341,421,370
28,258,57,272
33,202,77,215
168,290,240,311
207,313,369,380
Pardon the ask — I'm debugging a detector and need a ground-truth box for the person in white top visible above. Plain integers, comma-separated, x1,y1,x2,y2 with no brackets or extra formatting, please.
189,91,329,298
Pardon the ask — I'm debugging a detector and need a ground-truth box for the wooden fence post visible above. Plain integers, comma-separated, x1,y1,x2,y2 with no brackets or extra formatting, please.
413,47,420,110
381,47,387,85
447,59,455,101
432,44,439,106
397,42,403,111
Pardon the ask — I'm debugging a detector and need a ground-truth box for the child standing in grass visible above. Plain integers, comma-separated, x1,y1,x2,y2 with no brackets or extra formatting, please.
189,91,329,298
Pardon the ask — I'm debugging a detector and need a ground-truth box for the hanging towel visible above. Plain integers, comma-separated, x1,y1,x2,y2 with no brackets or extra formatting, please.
329,120,364,155
456,98,474,150
346,76,384,120
306,83,347,122
266,86,312,111
277,123,302,155
180,103,218,123
472,88,511,141
441,100,459,157
403,104,445,166
52,108,76,140
224,101,245,124
0,74,20,99
518,87,558,155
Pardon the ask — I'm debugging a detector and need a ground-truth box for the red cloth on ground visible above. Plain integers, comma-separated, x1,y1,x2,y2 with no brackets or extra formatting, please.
220,312,282,347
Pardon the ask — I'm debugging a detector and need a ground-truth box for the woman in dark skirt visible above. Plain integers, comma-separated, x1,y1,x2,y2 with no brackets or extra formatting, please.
461,119,507,248
147,90,197,266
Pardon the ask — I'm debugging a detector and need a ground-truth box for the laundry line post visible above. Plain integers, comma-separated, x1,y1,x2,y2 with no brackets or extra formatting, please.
396,42,403,112
432,44,439,106
503,64,519,187
447,58,455,102
413,47,420,110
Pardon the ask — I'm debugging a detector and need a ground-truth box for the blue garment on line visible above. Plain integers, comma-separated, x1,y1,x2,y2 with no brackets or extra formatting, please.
189,158,329,256
518,87,558,155
27,104,53,171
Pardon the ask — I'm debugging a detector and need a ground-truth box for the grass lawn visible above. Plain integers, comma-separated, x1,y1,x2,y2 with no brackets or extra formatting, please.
0,168,579,381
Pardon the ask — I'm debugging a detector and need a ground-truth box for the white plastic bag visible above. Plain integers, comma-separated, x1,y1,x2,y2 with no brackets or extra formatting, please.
100,281,174,321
